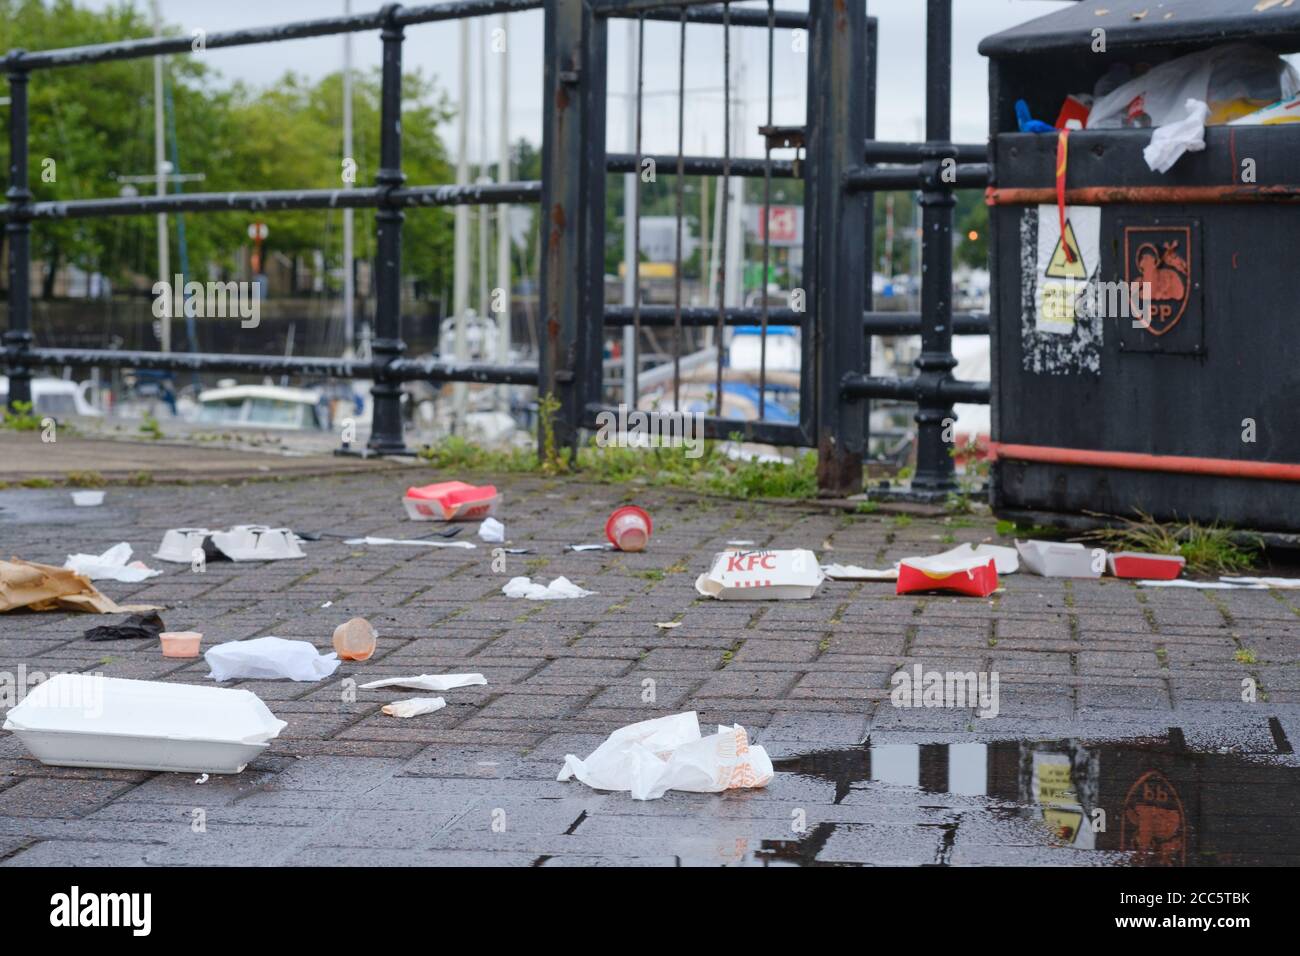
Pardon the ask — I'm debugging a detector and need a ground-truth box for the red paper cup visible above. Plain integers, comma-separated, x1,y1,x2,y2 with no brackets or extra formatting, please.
606,505,653,552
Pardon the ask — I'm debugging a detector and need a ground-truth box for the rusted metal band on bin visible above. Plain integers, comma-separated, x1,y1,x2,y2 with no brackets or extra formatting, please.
986,184,1300,206
988,443,1300,482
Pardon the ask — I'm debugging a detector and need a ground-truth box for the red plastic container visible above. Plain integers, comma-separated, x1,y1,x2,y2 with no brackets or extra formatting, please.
1107,552,1185,581
403,481,499,521
605,505,653,552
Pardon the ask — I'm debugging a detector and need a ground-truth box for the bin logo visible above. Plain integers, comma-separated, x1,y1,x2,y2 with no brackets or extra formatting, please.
1125,226,1191,337
1121,769,1187,866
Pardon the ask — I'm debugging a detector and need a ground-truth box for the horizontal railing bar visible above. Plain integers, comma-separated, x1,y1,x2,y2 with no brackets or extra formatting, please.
863,312,990,335
842,373,990,405
603,307,991,335
863,140,988,164
627,5,808,28
3,347,539,385
584,402,807,446
1,182,542,222
606,153,798,179
842,164,990,192
604,305,799,327
5,0,544,72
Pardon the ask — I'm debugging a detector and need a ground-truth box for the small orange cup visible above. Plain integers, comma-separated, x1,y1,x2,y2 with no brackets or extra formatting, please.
160,631,202,658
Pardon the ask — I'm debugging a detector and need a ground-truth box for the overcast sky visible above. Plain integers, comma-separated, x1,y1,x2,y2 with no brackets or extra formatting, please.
76,0,1074,162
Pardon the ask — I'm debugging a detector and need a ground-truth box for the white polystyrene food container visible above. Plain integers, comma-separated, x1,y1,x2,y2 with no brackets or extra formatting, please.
1015,539,1104,579
2,674,287,774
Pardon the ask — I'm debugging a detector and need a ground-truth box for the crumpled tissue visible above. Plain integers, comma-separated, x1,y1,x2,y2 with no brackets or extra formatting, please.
1144,98,1210,173
502,576,594,600
64,542,163,583
206,636,340,682
558,711,773,801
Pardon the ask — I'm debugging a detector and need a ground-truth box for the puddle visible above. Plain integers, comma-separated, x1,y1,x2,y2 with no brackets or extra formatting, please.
758,734,1300,866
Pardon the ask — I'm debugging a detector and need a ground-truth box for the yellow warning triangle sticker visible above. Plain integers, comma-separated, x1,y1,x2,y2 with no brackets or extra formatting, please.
1045,220,1087,279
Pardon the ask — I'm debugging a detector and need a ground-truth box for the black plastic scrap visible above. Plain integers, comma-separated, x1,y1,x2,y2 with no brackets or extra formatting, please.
83,612,166,642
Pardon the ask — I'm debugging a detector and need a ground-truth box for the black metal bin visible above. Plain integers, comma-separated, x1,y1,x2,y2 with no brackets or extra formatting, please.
980,0,1300,535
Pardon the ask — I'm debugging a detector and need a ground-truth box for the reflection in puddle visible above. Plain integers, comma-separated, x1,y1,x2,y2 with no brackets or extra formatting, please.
761,735,1299,866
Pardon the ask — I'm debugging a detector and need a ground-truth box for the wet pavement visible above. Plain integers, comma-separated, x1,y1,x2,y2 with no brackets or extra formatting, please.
0,460,1297,866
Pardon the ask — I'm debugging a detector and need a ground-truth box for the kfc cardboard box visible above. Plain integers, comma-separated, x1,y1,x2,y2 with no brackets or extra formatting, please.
696,549,823,601
402,481,500,521
896,552,999,598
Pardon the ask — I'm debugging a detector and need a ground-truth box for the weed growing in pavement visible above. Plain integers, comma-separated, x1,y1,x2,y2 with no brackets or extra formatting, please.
138,413,163,440
1,400,40,432
65,470,107,488
416,431,820,500
1079,510,1260,575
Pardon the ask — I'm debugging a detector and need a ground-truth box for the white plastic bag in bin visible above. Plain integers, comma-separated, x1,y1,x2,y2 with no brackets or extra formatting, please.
206,636,340,682
558,711,773,801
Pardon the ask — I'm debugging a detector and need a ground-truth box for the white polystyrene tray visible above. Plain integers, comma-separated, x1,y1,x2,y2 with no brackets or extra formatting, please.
2,674,286,774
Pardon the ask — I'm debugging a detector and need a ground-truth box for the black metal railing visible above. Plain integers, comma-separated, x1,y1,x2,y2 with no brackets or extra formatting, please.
4,0,991,497
3,0,546,456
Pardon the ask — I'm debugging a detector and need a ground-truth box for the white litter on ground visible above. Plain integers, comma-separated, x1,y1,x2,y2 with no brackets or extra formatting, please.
64,542,163,583
558,711,773,801
205,636,341,682
1136,579,1268,590
822,563,898,581
381,697,446,718
343,536,476,549
478,517,505,543
154,526,305,562
360,674,486,692
502,576,594,600
3,674,286,774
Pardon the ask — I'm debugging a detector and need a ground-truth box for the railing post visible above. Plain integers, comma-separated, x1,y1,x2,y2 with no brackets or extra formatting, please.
4,57,33,412
539,0,606,463
807,1,867,495
367,4,409,455
912,0,958,497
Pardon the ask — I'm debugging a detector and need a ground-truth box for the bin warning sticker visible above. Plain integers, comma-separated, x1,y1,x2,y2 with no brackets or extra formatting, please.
1035,204,1099,334
1020,205,1104,375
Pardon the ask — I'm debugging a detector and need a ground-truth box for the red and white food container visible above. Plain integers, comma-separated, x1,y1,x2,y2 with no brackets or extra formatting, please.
1107,551,1186,580
896,553,999,598
402,481,500,521
606,505,653,552
695,549,823,601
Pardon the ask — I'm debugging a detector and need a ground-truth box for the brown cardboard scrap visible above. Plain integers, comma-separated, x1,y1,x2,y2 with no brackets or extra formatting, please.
0,558,161,614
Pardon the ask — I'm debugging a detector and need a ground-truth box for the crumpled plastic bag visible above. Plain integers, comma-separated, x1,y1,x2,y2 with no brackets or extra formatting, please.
382,697,446,718
1089,43,1299,130
558,711,773,801
360,673,486,692
64,542,163,583
1143,98,1210,173
502,576,594,600
205,636,340,682
84,611,166,643
478,518,505,543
